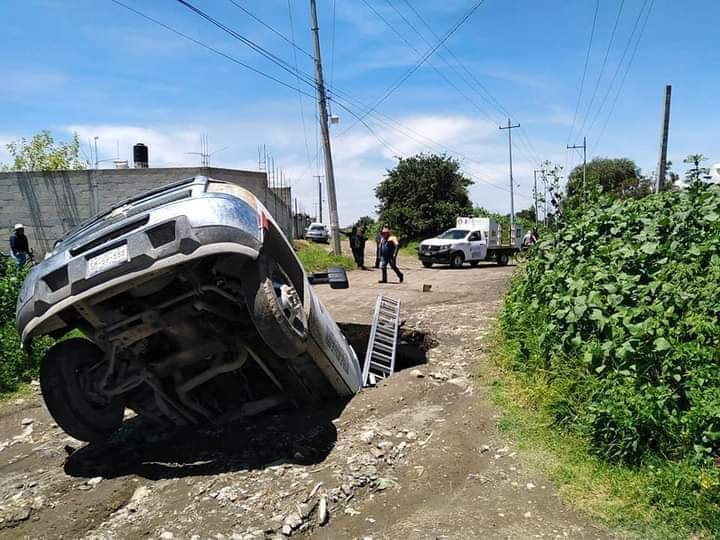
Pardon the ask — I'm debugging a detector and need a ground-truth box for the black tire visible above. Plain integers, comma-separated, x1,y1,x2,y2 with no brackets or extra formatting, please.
40,338,124,443
497,252,509,266
243,254,308,359
422,261,433,268
449,252,465,269
469,260,480,267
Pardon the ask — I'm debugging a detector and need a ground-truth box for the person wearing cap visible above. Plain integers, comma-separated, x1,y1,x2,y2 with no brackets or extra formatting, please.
378,225,404,284
9,224,31,267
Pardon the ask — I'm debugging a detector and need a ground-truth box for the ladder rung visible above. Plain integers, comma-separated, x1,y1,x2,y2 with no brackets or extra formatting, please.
373,342,394,353
372,350,392,361
370,361,391,372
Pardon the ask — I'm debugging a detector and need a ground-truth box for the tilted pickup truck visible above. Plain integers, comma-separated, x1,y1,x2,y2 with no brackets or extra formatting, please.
16,175,362,442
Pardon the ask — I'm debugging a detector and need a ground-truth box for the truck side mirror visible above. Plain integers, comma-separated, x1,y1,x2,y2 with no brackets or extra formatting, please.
307,266,349,289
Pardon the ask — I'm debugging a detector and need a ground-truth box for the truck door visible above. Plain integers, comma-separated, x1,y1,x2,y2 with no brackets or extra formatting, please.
468,231,487,260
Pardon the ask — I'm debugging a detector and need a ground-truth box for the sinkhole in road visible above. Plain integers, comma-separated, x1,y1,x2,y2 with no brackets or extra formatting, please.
338,323,437,372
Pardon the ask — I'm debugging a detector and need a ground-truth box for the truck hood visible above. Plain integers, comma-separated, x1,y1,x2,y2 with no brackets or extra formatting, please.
420,237,458,247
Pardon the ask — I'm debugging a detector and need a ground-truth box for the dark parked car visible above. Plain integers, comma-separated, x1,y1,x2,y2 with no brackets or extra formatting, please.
16,176,362,442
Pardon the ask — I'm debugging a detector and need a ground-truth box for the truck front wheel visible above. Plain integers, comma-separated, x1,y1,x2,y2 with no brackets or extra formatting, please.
40,338,124,443
450,252,465,269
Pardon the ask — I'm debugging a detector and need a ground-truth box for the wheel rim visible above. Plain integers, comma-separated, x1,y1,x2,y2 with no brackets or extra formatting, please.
453,255,462,267
275,281,306,334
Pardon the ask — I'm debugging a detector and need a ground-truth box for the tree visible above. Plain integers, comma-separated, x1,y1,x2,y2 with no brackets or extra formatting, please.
354,215,376,233
375,153,473,240
683,154,709,186
564,157,651,212
2,130,86,172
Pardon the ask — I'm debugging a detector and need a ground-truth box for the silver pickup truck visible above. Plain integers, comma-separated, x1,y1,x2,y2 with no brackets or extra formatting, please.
16,176,362,442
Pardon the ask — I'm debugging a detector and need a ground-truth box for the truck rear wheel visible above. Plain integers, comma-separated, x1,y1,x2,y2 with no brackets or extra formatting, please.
497,253,509,266
422,262,433,268
40,338,124,443
450,252,465,269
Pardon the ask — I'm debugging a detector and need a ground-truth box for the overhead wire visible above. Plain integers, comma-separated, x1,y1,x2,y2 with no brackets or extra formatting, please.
227,0,314,60
593,0,654,152
111,0,519,197
337,0,487,137
109,0,318,99
566,0,600,147
576,0,625,139
398,0,543,168
286,0,313,172
585,0,650,138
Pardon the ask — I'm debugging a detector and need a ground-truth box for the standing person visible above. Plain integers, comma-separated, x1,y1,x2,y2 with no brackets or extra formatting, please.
378,226,404,284
374,226,384,268
349,226,367,270
9,224,31,267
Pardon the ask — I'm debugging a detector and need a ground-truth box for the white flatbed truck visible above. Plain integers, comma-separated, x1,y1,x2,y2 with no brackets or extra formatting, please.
417,217,523,268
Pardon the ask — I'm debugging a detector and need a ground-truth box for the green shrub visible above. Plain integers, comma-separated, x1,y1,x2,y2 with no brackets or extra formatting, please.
0,260,52,395
501,183,720,465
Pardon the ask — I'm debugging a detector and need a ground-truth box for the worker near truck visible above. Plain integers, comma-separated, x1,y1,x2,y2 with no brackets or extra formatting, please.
522,228,538,248
379,226,404,284
9,224,32,267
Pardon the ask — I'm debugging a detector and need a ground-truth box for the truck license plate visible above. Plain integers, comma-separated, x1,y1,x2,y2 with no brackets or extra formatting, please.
86,244,129,277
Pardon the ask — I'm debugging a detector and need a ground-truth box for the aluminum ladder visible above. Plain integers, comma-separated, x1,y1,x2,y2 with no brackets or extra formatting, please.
362,295,401,386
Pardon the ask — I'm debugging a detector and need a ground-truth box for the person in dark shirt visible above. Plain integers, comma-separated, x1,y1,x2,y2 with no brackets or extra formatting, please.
9,224,31,266
349,226,368,270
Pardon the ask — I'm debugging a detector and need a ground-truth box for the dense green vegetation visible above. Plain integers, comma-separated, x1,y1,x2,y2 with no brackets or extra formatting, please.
375,153,473,240
499,182,720,534
0,261,52,395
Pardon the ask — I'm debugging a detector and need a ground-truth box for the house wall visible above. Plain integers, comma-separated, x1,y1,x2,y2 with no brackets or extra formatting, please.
0,167,293,256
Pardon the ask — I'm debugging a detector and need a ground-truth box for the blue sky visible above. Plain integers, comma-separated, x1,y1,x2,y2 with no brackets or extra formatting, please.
1,0,719,224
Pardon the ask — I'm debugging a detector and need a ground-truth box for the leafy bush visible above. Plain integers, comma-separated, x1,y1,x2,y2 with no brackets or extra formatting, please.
0,260,51,395
501,183,720,465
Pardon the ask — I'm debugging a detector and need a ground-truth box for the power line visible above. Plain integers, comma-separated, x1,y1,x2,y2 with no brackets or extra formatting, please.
227,0,314,60
398,0,543,167
586,0,650,138
286,0,313,171
577,0,625,138
593,0,654,152
338,0,487,137
109,0,318,99
111,0,515,196
566,0,600,146
175,0,319,90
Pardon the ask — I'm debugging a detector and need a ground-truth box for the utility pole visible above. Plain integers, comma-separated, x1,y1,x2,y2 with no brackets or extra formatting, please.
499,119,520,240
310,0,341,255
533,169,545,227
567,136,587,201
656,85,672,193
314,175,324,223
94,136,99,170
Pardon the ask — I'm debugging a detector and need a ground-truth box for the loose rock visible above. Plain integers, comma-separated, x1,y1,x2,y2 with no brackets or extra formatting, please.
318,495,329,525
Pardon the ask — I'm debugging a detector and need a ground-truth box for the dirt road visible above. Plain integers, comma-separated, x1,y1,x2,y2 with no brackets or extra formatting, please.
0,247,611,539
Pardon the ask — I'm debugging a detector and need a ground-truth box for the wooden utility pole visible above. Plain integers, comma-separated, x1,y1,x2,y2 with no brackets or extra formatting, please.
499,119,520,237
567,137,587,201
656,85,672,193
310,0,341,254
533,169,545,227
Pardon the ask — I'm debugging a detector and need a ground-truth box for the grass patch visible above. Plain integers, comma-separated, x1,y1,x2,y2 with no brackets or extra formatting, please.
294,240,355,273
482,326,719,539
399,239,420,256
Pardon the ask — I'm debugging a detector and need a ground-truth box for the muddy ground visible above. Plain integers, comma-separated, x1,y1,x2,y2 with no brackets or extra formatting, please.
0,246,612,539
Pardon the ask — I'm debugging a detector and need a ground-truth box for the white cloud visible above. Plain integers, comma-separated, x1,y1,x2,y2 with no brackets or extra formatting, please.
65,111,562,226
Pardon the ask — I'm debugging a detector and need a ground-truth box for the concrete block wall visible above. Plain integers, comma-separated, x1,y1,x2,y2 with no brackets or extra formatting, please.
0,167,292,256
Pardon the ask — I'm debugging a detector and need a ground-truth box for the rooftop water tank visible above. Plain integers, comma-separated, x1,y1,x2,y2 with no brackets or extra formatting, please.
133,143,148,168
